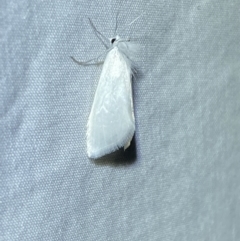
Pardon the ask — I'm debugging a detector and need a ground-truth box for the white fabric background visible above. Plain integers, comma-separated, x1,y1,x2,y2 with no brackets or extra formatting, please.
1,0,240,240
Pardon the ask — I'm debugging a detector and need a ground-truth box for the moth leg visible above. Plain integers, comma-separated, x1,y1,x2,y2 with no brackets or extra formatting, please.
70,56,103,66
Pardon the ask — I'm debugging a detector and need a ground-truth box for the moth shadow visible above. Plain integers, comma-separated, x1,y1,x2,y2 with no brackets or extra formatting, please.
92,135,137,166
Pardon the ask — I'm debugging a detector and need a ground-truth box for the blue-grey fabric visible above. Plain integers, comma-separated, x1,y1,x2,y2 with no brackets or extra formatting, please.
1,1,240,240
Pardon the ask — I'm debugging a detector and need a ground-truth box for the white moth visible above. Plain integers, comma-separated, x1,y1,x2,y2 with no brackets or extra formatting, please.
72,18,139,159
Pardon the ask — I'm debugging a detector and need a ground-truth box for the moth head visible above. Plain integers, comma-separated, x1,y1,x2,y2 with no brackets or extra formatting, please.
110,35,120,45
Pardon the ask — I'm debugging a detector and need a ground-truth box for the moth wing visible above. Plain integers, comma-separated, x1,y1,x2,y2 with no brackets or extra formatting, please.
87,48,135,159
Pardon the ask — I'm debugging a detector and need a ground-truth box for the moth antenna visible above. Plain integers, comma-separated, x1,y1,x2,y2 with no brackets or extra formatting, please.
88,18,109,49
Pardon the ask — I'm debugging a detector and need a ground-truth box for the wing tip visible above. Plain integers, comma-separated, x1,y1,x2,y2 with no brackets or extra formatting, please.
87,126,135,159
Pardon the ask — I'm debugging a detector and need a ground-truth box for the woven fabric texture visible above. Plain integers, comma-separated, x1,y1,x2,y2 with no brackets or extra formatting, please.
1,1,240,240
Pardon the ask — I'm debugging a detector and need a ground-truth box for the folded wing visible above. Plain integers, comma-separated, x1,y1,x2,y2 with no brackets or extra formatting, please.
87,47,135,159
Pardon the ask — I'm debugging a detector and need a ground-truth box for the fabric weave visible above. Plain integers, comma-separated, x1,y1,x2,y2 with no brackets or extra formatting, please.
1,1,240,240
